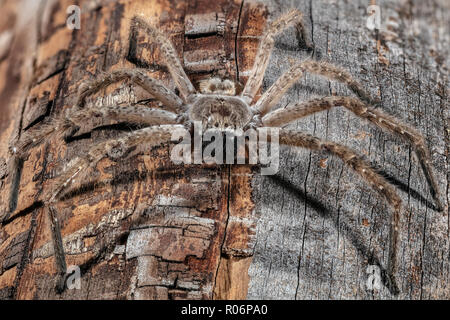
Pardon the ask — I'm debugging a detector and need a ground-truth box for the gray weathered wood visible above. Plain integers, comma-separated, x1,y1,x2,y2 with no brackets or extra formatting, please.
247,0,449,299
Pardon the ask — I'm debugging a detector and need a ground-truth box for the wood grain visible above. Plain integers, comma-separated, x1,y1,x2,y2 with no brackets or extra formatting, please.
0,0,448,300
248,0,449,300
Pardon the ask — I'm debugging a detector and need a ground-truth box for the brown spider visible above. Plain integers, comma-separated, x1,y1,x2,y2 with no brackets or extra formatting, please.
10,9,442,293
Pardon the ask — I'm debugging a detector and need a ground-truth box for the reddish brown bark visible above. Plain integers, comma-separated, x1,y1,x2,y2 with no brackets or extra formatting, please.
0,0,266,299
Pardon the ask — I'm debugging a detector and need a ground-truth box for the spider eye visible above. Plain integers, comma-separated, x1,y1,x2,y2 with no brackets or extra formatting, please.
214,122,219,128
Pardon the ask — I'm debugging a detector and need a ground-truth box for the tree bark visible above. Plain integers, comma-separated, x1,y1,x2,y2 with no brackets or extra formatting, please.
0,0,448,300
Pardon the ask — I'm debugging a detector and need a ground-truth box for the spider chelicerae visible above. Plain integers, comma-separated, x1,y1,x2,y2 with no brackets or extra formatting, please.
10,9,442,293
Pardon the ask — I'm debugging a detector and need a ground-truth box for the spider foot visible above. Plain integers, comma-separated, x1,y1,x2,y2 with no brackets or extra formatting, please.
383,270,400,296
55,271,69,294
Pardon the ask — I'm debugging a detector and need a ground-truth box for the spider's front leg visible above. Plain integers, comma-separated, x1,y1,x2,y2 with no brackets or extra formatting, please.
262,96,443,211
278,128,401,293
241,9,313,104
253,60,380,116
46,124,185,204
42,124,185,291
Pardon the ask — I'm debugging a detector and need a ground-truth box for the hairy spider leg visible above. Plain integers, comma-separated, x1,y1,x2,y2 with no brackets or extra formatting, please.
241,9,312,104
262,96,442,211
43,124,185,291
131,16,196,101
278,128,401,291
253,60,379,116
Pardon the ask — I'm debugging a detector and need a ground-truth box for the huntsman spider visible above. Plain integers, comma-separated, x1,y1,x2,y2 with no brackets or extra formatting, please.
10,9,442,293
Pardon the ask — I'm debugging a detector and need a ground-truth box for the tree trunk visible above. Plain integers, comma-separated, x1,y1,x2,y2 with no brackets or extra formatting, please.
0,0,448,300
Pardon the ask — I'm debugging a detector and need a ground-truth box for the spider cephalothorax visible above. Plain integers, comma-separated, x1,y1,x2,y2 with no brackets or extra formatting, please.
191,77,252,131
10,9,442,294
189,94,253,130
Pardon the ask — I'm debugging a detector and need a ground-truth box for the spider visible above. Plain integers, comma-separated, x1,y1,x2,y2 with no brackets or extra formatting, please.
10,9,442,294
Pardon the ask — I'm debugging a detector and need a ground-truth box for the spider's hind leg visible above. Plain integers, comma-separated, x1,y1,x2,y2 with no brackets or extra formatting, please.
42,124,185,292
45,125,184,205
11,69,182,158
11,119,75,158
279,128,401,294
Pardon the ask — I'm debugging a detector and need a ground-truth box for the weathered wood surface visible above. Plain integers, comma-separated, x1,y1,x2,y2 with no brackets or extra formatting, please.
0,0,448,300
248,0,449,299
